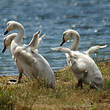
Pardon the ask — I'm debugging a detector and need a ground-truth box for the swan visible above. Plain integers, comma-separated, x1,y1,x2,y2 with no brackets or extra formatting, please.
2,31,47,84
3,21,55,88
60,29,107,66
52,29,107,89
2,31,45,84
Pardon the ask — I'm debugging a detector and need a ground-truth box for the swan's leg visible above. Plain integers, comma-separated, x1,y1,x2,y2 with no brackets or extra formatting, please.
17,72,23,83
76,79,83,89
78,79,83,89
49,83,55,89
46,82,55,89
16,60,23,83
7,65,23,84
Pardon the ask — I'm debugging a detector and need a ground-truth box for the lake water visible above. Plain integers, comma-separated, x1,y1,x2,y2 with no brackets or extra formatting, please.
0,0,110,75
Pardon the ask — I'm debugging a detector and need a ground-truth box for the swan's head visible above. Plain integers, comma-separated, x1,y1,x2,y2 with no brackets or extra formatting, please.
60,29,80,46
4,21,24,35
2,33,17,53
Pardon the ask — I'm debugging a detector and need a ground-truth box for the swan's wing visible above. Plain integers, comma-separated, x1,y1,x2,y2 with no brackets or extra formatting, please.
14,47,55,87
31,50,53,70
31,51,55,88
76,60,88,72
51,47,73,57
37,34,45,48
27,31,40,49
85,45,107,55
15,46,41,67
14,47,36,66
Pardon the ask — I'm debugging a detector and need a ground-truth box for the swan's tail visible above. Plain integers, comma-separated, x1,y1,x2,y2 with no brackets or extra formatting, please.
85,45,107,55
51,47,73,57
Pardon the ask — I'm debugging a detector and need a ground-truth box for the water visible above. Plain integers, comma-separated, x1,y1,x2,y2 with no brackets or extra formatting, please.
0,0,110,75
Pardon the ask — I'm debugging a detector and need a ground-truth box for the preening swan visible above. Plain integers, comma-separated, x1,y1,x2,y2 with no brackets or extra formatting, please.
52,29,107,89
3,21,55,88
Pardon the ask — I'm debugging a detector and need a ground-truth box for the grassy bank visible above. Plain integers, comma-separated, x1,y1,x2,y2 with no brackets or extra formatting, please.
0,60,110,110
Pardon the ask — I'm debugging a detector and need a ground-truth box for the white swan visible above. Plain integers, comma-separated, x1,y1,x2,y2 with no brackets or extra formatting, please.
60,29,107,66
4,21,55,88
52,29,107,89
2,31,45,84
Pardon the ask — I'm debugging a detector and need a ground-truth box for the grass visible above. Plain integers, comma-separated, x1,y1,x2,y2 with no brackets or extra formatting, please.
0,60,110,110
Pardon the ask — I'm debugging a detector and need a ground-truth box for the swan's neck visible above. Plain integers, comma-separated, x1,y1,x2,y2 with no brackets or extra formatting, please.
8,47,12,57
70,32,80,51
15,25,24,44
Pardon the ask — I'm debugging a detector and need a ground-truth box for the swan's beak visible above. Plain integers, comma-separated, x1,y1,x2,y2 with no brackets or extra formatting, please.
2,45,6,53
60,40,65,46
2,39,6,53
4,30,8,35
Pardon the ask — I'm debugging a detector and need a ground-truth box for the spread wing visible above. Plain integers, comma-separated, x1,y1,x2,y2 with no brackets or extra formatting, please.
85,45,107,55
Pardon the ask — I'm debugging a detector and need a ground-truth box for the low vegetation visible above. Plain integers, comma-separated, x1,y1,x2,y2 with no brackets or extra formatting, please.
0,60,110,110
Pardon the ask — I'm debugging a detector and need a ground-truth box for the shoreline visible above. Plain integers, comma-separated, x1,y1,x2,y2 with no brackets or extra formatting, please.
0,59,110,84
0,59,110,77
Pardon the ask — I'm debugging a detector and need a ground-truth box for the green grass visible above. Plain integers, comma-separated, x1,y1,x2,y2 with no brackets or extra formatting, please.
0,60,110,110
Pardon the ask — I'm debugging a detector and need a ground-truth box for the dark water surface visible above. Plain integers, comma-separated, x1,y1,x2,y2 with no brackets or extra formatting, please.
0,0,110,75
